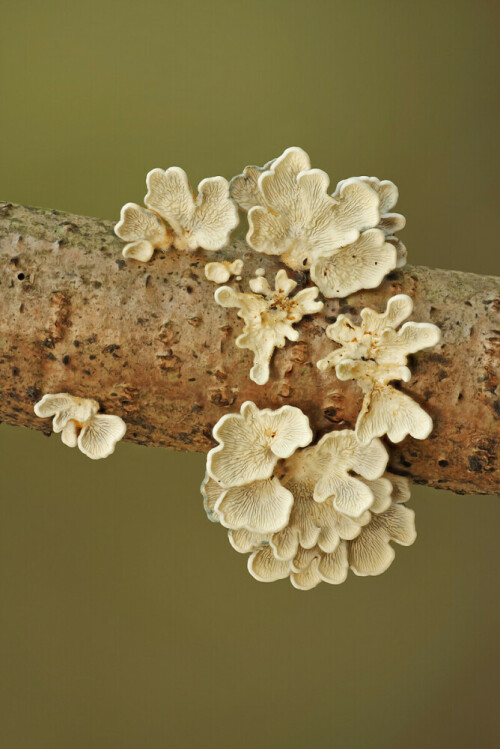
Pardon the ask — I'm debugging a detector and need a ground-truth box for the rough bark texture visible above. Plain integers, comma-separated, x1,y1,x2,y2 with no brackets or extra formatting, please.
0,202,498,494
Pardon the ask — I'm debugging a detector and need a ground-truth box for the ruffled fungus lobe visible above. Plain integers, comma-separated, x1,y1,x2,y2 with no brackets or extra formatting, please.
145,167,239,251
34,393,126,459
317,294,441,444
202,403,415,589
204,259,244,284
205,401,313,533
247,471,415,589
229,157,275,212
115,203,173,262
333,176,407,268
115,167,239,260
215,269,323,384
231,147,399,298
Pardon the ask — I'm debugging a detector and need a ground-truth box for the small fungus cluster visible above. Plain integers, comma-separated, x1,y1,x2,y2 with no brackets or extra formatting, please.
115,167,239,261
114,146,414,388
34,394,126,459
215,269,323,385
317,294,441,444
230,147,401,297
203,402,416,589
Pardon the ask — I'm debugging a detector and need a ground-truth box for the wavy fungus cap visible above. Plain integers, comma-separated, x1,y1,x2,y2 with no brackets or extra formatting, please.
215,269,323,384
317,294,441,444
34,393,126,459
311,430,389,516
207,401,313,488
334,176,407,267
145,167,239,251
203,402,313,534
114,203,173,262
229,157,275,212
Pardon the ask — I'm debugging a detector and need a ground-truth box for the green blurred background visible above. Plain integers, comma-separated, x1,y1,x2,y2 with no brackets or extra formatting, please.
1,1,499,747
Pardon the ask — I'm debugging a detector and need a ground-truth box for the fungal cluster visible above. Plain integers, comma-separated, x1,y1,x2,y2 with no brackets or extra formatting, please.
34,394,126,459
35,146,440,591
110,145,439,587
115,167,239,261
202,402,416,589
215,269,323,385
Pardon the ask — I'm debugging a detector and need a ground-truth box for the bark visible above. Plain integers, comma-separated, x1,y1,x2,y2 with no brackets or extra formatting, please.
0,201,498,495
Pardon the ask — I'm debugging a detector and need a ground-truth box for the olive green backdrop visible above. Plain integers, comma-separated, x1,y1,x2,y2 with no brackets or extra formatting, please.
1,1,499,747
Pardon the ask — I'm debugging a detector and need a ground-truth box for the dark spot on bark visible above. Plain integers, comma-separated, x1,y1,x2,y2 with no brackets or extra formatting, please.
188,377,196,382
60,221,78,233
102,344,121,354
178,432,193,444
73,340,80,347
145,275,151,287
468,455,483,472
424,390,432,400
465,301,472,307
17,273,25,281
427,353,447,364
12,367,19,376
93,281,102,289
399,456,412,468
191,404,204,413
386,272,399,281
87,335,97,344
325,316,337,324
210,390,236,407
438,459,449,467
493,401,500,418
26,386,41,402
46,353,56,360
437,370,447,381
9,257,19,267
62,355,70,365
186,285,193,294
458,392,463,400
89,354,96,360
115,258,126,270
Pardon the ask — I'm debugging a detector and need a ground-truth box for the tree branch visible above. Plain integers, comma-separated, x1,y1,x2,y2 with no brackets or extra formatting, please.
0,202,498,494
